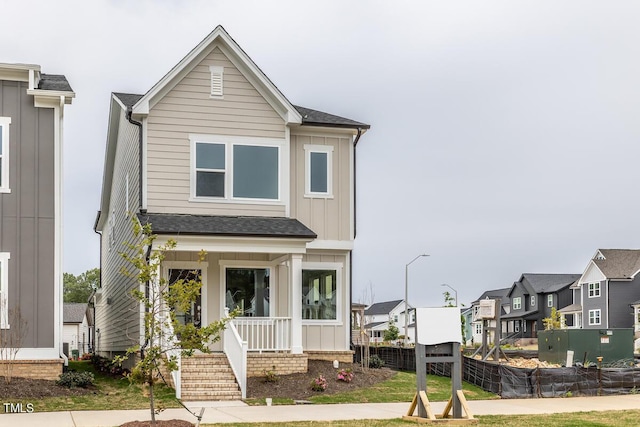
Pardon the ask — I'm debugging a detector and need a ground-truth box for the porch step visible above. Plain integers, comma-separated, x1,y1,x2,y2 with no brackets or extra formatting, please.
180,353,241,401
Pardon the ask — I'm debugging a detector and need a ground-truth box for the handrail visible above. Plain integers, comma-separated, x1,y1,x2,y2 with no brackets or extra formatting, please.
223,308,247,399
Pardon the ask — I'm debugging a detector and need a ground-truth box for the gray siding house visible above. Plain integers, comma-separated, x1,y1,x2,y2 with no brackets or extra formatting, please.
501,273,580,339
0,63,74,379
571,249,640,330
94,26,369,399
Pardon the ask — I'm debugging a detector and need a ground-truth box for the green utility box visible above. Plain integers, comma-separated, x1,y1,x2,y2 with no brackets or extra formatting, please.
538,329,633,365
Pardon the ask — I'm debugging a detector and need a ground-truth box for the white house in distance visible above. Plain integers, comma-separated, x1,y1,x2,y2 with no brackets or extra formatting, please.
363,299,415,344
62,303,91,356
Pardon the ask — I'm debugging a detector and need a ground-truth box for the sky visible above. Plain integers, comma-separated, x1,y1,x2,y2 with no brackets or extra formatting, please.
2,1,640,308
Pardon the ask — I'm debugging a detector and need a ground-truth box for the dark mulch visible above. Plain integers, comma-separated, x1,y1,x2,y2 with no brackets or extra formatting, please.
120,421,193,427
0,376,95,398
246,359,395,400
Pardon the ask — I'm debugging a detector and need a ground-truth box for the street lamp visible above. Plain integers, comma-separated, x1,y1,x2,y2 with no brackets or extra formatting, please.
441,283,458,307
405,254,429,347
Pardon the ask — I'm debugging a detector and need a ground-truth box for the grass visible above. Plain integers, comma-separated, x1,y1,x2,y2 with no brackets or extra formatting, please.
200,410,640,427
245,371,496,405
17,360,180,413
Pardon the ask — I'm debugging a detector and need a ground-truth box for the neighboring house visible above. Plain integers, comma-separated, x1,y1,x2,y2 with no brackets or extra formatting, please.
0,63,74,380
363,299,414,343
470,288,510,345
461,306,473,346
501,273,580,339
568,249,640,330
63,303,91,356
94,26,369,399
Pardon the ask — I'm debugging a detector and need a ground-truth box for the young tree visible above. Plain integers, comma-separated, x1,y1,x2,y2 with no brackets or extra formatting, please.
116,220,235,425
384,319,399,342
0,307,28,383
443,291,455,307
64,268,100,303
543,307,563,330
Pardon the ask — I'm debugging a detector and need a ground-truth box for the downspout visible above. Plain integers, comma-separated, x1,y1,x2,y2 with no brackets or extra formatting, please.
140,242,153,359
93,212,102,354
125,108,144,212
350,128,362,350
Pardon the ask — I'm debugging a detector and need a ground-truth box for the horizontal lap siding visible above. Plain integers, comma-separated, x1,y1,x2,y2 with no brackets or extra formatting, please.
96,108,142,354
290,134,352,241
146,45,285,217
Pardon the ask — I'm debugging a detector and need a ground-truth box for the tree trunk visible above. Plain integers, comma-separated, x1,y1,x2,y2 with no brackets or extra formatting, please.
149,378,156,425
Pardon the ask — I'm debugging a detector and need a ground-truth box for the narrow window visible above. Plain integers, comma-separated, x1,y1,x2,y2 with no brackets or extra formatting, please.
0,117,11,193
530,295,536,307
209,66,224,98
547,294,554,307
195,142,226,197
304,145,333,197
0,253,10,329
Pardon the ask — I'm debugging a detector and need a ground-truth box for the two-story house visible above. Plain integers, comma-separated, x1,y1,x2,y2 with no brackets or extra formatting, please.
363,299,414,343
501,273,580,339
470,287,510,345
94,27,369,400
571,249,640,330
0,63,74,379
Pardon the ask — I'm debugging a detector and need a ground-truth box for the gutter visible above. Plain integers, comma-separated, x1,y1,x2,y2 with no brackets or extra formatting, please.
125,108,144,211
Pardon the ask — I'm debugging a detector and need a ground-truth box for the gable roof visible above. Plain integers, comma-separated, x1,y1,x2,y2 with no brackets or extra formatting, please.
365,299,404,316
137,213,317,239
521,273,581,294
39,74,73,92
63,303,87,324
472,287,510,304
593,249,640,280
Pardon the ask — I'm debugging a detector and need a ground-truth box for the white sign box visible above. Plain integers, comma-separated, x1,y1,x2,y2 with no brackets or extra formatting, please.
416,307,462,345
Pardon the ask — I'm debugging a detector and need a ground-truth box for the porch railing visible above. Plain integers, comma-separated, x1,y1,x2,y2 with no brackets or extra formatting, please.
224,308,247,399
232,317,291,352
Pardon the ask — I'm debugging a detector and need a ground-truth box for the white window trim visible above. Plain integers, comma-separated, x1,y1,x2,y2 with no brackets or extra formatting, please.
163,261,209,327
190,134,284,204
209,66,224,99
301,262,342,325
588,282,601,298
0,252,10,329
588,309,601,325
0,117,11,193
513,297,522,310
303,144,333,198
514,321,520,333
530,295,536,307
547,294,553,307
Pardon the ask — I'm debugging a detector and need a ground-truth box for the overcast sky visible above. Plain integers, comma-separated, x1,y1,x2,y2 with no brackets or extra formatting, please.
3,1,640,308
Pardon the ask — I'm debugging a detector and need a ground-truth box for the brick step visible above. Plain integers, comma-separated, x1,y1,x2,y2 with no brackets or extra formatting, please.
181,391,242,401
181,361,231,368
181,375,236,383
181,366,234,372
182,383,240,391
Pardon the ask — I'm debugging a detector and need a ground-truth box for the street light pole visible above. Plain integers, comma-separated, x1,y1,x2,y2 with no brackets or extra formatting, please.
405,254,429,347
441,283,458,307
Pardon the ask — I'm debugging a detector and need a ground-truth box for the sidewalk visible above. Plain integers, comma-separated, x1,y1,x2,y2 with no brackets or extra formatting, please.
2,394,640,426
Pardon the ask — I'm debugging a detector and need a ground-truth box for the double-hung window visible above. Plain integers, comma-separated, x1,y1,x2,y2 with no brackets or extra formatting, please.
512,297,522,310
0,117,11,193
588,282,600,298
547,294,554,307
192,135,281,201
304,145,333,198
589,309,601,325
0,253,10,329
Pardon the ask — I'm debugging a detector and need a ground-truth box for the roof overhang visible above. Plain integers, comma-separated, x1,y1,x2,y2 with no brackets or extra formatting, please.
131,26,302,126
153,234,312,255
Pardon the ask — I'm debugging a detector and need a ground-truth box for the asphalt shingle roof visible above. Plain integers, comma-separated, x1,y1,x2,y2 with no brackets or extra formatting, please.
594,249,640,279
63,303,87,324
39,74,73,92
363,321,387,329
364,299,403,316
137,213,317,239
113,92,143,108
523,273,581,293
472,288,511,304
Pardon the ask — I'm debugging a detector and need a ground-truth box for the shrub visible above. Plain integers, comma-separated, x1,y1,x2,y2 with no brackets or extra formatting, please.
311,375,327,391
90,354,129,378
57,371,95,388
337,368,354,383
369,355,385,369
263,367,279,383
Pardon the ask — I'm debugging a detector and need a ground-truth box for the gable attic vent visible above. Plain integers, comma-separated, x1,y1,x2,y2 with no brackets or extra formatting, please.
209,65,224,98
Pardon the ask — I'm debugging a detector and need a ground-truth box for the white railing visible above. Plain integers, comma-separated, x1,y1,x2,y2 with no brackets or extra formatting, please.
166,347,181,399
224,308,247,399
232,317,291,352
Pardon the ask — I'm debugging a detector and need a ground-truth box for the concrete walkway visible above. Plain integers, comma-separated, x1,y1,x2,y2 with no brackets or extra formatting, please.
2,394,640,426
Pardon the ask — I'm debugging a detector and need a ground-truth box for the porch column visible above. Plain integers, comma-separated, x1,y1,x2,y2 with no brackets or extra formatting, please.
290,254,303,354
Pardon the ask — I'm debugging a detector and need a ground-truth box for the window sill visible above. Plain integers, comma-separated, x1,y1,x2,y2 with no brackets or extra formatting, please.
0,188,11,194
189,197,284,205
302,320,342,326
304,193,334,199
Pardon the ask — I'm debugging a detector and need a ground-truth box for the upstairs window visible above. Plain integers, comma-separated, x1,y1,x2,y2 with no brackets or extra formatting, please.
192,136,281,201
209,66,224,98
588,282,600,298
0,253,9,329
0,117,11,193
512,297,522,310
304,145,333,197
530,296,536,307
547,294,554,307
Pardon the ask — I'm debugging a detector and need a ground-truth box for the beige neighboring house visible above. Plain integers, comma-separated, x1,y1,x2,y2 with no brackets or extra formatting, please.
62,303,91,356
94,26,369,400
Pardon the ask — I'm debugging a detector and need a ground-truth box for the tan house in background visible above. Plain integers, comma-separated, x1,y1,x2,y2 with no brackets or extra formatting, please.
94,26,369,399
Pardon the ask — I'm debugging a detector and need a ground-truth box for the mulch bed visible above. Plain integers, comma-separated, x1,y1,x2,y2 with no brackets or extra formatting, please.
246,359,395,400
0,376,95,398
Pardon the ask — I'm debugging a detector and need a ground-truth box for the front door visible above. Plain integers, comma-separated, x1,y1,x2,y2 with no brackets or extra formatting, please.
168,269,202,328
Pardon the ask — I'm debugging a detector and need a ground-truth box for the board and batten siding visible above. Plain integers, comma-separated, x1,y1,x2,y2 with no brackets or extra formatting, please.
96,107,142,355
146,45,286,217
0,80,55,349
290,133,353,242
